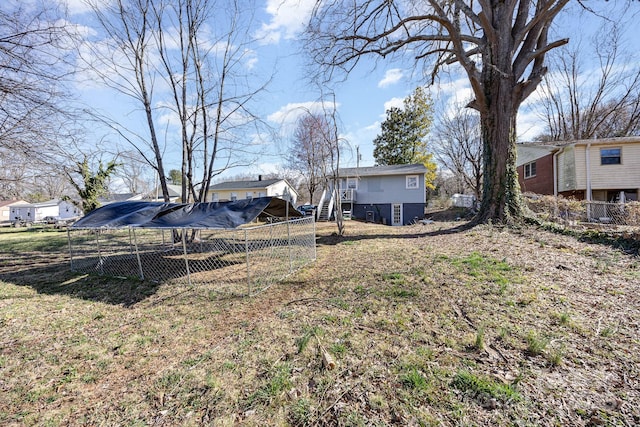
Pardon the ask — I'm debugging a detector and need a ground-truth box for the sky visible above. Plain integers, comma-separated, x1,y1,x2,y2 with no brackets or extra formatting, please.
59,0,640,183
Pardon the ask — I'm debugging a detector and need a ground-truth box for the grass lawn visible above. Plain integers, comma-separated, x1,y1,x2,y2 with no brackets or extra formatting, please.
0,220,639,426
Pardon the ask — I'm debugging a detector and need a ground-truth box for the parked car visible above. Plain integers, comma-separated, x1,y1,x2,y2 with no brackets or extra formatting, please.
43,216,60,224
297,204,316,217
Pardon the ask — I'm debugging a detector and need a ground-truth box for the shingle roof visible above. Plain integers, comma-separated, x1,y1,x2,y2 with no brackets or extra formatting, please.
208,179,282,190
338,164,428,177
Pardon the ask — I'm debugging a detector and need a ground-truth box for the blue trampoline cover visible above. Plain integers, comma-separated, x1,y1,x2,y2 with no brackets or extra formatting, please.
71,197,302,229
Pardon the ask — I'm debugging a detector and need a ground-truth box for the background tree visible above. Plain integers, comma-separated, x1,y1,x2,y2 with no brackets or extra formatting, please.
535,24,640,141
65,156,119,213
433,107,483,200
84,0,270,204
308,0,571,224
373,87,437,189
0,1,77,198
111,150,155,195
288,113,333,204
168,169,182,186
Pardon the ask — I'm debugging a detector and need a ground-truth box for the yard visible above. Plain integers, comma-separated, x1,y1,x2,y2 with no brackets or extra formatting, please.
0,220,639,426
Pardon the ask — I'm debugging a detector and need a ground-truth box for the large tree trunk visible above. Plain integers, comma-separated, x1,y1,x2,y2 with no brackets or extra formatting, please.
473,6,525,224
475,102,523,223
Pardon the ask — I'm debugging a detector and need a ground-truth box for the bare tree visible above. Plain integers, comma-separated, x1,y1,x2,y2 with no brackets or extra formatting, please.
113,150,154,195
535,24,640,141
0,1,77,195
83,0,171,202
84,0,271,204
433,107,483,200
307,0,571,223
288,113,333,204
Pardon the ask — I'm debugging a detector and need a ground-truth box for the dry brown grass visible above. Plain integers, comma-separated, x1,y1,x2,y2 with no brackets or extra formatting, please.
1,221,639,426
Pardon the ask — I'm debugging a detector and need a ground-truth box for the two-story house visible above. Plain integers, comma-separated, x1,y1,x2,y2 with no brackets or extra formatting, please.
516,137,640,202
325,164,428,226
206,177,298,204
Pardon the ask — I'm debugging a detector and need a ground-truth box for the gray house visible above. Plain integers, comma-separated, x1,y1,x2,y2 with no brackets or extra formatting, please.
322,164,428,226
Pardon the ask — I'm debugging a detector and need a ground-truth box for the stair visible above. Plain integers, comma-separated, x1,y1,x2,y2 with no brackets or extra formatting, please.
318,203,331,221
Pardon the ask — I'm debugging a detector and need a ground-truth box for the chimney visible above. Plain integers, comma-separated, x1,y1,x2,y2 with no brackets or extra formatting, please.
258,175,262,181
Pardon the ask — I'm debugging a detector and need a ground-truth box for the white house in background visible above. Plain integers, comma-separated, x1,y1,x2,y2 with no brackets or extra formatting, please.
9,199,81,223
0,200,28,224
206,177,299,204
147,184,183,202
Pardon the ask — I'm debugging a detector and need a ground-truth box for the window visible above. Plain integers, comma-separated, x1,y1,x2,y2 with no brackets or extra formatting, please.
524,161,537,178
230,192,237,201
346,177,358,189
406,175,419,189
601,147,621,165
212,193,219,202
246,192,253,200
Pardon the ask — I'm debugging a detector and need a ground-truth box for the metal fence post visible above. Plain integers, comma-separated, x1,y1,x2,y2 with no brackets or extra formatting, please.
95,229,104,274
182,230,191,286
245,228,251,295
132,228,145,280
67,228,74,271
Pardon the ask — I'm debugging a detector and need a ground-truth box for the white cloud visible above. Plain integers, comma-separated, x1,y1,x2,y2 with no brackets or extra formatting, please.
256,0,316,45
381,97,404,117
62,0,95,15
378,69,404,88
517,109,545,142
267,100,339,127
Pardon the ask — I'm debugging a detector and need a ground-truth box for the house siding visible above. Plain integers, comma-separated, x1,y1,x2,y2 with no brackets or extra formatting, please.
557,145,577,193
584,144,640,190
517,153,554,194
520,138,640,200
344,174,426,205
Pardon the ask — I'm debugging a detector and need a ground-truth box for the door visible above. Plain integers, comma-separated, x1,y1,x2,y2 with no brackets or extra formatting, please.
392,203,402,226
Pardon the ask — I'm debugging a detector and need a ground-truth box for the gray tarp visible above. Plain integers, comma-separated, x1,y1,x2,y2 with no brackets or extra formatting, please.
71,197,302,229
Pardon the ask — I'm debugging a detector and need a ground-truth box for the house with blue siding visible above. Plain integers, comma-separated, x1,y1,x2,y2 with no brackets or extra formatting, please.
322,164,428,226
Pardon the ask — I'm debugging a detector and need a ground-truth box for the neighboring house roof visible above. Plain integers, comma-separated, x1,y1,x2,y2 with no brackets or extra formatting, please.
99,193,144,204
516,144,558,167
0,200,27,208
338,164,428,177
148,184,182,199
208,178,282,191
12,199,63,208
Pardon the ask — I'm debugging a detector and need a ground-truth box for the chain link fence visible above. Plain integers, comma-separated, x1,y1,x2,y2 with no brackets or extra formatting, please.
67,217,316,296
525,195,640,231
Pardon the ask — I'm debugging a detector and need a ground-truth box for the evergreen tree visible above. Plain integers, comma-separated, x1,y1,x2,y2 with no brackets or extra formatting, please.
373,86,437,188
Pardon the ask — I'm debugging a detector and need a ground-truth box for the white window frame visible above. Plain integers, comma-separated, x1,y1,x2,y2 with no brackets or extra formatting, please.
346,177,358,189
406,175,419,189
524,161,537,179
212,192,219,202
230,192,237,201
246,191,254,200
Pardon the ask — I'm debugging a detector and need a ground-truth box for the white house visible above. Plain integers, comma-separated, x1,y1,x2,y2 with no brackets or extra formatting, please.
10,199,81,223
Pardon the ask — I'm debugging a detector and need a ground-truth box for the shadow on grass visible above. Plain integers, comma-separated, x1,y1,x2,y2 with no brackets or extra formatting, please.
0,252,161,307
317,221,474,246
